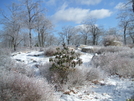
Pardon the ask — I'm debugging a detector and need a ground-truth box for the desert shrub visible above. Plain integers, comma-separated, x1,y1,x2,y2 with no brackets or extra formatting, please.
0,71,58,101
49,44,82,84
44,47,57,56
91,50,134,78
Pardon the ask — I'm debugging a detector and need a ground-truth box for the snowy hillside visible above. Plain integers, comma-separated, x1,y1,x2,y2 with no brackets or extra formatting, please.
10,48,134,101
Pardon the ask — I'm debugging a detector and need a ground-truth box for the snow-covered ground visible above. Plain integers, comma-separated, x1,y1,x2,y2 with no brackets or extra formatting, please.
11,50,134,101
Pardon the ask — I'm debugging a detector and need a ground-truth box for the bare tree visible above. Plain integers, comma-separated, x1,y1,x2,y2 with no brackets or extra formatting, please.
79,24,91,45
0,3,23,51
106,27,122,41
116,0,134,45
89,24,102,45
132,0,134,12
60,26,76,45
46,34,58,46
117,10,131,45
128,21,134,43
81,19,102,45
58,32,65,44
21,0,45,48
35,14,53,47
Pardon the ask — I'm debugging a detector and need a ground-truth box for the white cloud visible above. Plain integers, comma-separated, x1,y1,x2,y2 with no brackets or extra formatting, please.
89,9,112,19
46,0,56,5
52,8,89,23
76,0,102,5
52,6,112,24
46,0,102,6
114,2,126,10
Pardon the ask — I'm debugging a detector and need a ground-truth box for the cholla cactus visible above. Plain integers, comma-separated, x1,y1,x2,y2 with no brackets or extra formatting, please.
49,43,82,84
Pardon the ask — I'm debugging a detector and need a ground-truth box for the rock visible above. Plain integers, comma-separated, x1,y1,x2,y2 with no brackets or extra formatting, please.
92,80,99,84
78,44,88,48
81,95,90,100
99,81,105,86
68,47,75,51
16,59,22,62
34,54,40,57
95,96,99,99
33,60,37,62
63,89,78,95
81,46,94,53
63,90,71,95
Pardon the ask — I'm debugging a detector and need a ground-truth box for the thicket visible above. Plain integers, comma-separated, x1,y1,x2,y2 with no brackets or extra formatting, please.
91,47,134,78
0,72,58,101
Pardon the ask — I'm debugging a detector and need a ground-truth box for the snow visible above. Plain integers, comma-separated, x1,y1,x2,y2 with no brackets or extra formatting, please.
11,50,134,101
12,51,49,64
83,46,94,49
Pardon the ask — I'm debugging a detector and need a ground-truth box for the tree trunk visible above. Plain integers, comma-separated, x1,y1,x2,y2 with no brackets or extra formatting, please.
13,44,16,51
29,29,32,48
67,39,70,45
93,35,96,45
38,33,41,47
133,39,134,44
41,32,44,47
124,27,127,45
84,36,87,45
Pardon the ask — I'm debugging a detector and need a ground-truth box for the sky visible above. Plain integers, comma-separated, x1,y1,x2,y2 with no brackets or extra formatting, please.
0,0,129,32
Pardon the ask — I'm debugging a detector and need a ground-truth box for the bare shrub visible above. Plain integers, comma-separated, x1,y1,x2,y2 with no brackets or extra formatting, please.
0,71,58,101
38,63,53,83
96,46,131,54
44,47,57,56
66,67,87,86
103,35,122,46
106,58,134,77
0,48,12,67
10,63,35,77
0,56,34,77
86,67,105,81
0,48,11,56
39,63,106,92
91,50,134,78
60,66,105,92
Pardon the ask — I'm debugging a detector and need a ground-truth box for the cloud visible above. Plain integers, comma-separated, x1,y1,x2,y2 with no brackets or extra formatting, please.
52,8,89,23
114,2,126,10
46,0,102,6
46,0,56,5
76,0,102,5
89,9,112,19
52,6,112,24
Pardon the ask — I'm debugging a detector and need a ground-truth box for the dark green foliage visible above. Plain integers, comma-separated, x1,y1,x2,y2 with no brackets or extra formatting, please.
49,44,82,84
126,99,134,101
